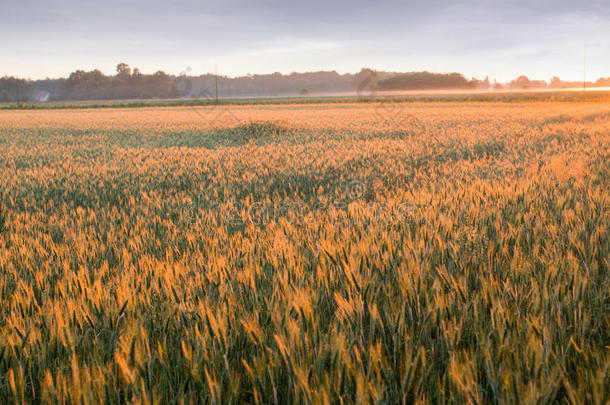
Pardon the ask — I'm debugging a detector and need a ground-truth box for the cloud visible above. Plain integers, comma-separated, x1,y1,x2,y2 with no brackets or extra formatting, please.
0,0,607,81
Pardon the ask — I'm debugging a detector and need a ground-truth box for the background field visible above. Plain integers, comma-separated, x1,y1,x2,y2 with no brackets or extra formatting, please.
0,99,608,403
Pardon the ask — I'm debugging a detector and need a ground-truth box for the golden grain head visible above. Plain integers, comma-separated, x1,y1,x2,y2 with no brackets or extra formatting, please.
0,96,608,403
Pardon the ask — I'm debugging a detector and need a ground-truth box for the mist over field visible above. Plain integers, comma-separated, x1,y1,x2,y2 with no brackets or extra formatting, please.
3,66,610,103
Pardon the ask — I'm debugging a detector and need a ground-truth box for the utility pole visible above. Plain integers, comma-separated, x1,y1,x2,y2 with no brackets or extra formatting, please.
215,64,219,104
583,47,586,93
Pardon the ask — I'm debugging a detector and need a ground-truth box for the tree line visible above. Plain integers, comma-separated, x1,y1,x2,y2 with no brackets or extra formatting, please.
0,63,178,102
60,63,179,100
2,65,609,103
509,75,610,90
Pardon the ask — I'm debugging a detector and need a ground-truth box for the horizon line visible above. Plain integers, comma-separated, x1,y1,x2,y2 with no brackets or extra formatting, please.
2,66,607,85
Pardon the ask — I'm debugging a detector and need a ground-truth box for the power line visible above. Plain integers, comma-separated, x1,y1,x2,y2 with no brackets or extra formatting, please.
583,46,586,93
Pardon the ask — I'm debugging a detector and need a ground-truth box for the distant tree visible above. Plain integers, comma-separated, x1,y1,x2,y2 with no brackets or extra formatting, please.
151,71,169,84
300,88,310,96
595,77,610,87
61,69,109,99
149,71,179,98
131,68,142,83
510,75,530,90
481,76,491,89
469,76,490,90
509,75,547,90
58,64,179,100
353,68,378,94
377,72,475,90
0,90,10,102
549,76,562,89
116,63,131,81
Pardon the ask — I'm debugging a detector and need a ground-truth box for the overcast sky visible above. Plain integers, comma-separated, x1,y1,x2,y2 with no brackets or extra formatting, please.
1,0,608,81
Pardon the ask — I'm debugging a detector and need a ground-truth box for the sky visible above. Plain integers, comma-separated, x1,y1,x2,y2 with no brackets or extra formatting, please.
1,0,608,82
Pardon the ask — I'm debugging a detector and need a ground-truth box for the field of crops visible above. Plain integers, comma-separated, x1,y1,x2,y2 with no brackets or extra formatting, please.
0,99,609,403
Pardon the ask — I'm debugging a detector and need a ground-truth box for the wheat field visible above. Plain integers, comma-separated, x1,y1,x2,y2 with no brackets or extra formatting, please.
0,99,609,403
